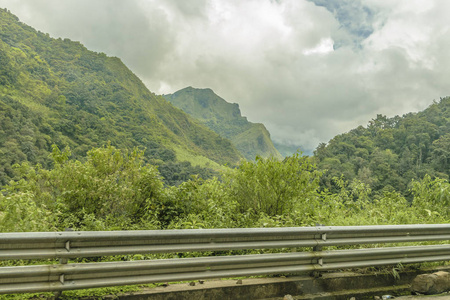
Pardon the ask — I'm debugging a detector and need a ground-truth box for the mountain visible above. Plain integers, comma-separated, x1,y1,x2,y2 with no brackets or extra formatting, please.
273,142,304,157
314,97,450,195
164,87,283,160
0,8,243,185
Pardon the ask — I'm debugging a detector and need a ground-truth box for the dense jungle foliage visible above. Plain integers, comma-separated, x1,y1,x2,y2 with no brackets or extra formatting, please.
1,144,448,234
164,87,282,160
0,8,242,186
315,97,450,197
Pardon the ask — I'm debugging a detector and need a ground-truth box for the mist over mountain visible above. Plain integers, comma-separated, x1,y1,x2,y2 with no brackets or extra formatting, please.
164,87,282,160
272,142,305,157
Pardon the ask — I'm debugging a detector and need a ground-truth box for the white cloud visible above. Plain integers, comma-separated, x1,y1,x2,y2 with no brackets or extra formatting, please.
303,38,334,55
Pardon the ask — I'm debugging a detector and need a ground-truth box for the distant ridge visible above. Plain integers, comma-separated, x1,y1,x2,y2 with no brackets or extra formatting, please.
164,87,283,160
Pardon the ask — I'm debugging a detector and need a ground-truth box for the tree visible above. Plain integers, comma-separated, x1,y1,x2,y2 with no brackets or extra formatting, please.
224,154,321,217
0,43,18,86
410,175,449,222
429,133,450,177
5,144,167,230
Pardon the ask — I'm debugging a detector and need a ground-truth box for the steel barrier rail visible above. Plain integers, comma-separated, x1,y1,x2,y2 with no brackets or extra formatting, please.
1,224,450,260
0,244,450,294
0,224,449,294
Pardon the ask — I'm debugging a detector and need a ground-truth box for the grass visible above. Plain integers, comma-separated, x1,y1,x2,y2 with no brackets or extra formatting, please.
173,146,227,171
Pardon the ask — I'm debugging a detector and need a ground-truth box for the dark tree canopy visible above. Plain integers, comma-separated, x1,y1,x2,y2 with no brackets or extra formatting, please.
315,97,450,196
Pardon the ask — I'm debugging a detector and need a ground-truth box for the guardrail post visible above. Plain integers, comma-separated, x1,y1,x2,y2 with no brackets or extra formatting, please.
54,228,72,299
312,225,325,278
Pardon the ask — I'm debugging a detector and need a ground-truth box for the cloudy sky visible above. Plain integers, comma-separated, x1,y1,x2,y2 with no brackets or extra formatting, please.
2,0,450,153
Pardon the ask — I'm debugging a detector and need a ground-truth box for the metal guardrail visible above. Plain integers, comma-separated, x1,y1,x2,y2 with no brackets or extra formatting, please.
0,224,449,294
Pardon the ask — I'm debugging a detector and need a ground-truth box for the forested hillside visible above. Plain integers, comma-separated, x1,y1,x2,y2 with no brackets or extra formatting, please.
164,87,282,160
314,97,450,196
0,9,242,185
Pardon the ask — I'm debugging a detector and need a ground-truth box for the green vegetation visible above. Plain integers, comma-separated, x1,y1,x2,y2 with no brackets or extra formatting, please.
0,8,242,186
315,97,450,197
2,144,447,234
164,87,282,160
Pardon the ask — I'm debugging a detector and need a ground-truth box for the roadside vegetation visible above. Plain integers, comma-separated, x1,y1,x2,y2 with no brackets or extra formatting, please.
1,144,447,233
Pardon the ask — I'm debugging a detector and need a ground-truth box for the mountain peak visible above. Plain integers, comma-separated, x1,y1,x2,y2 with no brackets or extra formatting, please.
164,87,282,160
179,86,214,94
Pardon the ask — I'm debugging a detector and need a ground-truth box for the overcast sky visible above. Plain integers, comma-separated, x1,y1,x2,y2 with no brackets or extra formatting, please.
2,0,450,153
